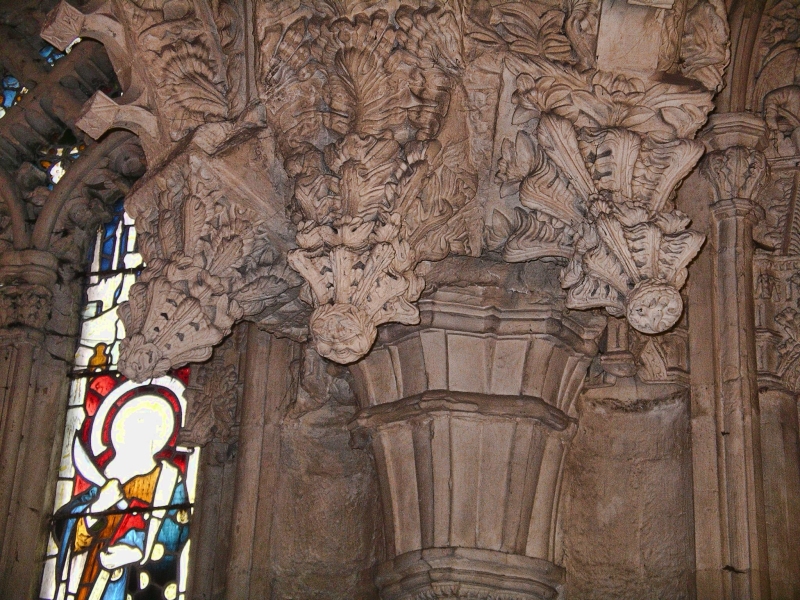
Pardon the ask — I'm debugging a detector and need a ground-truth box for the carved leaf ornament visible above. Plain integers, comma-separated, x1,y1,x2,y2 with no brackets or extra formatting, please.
261,8,479,363
40,0,727,370
494,59,712,334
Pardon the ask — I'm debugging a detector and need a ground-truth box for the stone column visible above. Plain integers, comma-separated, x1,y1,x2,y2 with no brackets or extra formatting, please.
349,284,604,599
701,142,771,599
0,249,68,598
224,326,299,600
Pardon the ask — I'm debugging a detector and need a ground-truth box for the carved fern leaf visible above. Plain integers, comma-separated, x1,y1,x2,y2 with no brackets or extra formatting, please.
537,113,596,201
162,39,228,136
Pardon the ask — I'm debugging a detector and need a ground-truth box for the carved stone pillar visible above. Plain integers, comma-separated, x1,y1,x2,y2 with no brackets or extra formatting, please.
0,249,65,597
349,278,604,599
701,140,771,599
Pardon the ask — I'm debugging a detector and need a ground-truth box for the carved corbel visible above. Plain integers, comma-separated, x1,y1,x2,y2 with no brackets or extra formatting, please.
117,148,305,382
261,7,480,363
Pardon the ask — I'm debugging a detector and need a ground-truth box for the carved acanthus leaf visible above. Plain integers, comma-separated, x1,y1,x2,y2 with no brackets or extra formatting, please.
261,7,479,363
117,150,304,382
495,62,710,334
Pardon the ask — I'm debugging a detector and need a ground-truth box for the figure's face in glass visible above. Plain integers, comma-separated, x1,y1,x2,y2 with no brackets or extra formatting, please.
110,395,174,461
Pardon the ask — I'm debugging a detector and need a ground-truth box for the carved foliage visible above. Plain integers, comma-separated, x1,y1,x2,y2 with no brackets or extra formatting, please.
701,146,768,202
494,63,709,334
118,153,303,382
180,332,242,447
0,284,52,330
260,7,479,363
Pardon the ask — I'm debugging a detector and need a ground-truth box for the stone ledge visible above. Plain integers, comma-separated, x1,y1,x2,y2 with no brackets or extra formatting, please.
352,390,572,433
376,547,564,600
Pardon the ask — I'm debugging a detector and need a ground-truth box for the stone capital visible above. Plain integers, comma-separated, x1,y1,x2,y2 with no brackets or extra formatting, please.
701,146,768,203
710,198,766,224
0,250,58,334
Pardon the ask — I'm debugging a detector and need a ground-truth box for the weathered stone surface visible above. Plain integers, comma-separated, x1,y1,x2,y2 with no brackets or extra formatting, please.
561,385,694,600
2,0,800,598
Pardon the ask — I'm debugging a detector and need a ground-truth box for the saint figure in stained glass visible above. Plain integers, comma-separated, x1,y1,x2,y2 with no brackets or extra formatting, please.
53,383,190,600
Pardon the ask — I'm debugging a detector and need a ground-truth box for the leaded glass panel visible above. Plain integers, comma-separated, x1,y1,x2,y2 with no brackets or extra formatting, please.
40,201,198,600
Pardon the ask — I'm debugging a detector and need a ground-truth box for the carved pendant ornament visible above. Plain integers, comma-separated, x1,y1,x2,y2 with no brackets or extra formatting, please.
40,0,728,373
492,65,711,334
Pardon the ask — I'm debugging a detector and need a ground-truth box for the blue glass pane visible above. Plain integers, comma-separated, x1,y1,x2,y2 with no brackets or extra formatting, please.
2,89,16,108
39,44,66,66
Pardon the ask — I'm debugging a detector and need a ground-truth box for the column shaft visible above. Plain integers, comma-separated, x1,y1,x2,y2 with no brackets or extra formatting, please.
711,199,771,599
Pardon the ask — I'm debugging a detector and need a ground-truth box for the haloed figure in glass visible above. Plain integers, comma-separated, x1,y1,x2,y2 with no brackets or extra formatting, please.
53,393,189,600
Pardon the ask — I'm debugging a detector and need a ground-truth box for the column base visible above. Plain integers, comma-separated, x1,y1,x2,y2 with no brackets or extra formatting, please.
376,548,564,600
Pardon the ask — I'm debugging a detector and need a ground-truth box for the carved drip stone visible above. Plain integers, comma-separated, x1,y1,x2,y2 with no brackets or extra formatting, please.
349,271,605,600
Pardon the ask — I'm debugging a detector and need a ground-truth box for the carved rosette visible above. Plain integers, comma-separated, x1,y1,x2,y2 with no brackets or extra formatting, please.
492,63,713,335
261,8,479,363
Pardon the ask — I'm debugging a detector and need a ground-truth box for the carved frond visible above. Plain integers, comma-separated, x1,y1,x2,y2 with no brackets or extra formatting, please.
567,274,626,315
503,208,573,262
162,39,229,138
581,128,641,200
632,138,704,213
657,229,705,288
319,11,417,137
537,113,596,201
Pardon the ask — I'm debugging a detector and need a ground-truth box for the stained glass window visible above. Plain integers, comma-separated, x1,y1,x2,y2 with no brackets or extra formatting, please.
0,69,27,120
38,128,85,187
40,200,199,600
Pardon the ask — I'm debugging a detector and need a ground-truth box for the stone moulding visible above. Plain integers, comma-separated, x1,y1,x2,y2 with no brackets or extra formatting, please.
376,547,564,600
352,390,572,433
346,286,602,597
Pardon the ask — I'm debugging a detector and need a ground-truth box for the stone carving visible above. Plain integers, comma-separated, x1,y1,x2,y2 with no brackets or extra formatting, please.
701,146,768,202
262,7,480,362
754,256,800,392
181,334,242,447
117,149,304,382
679,0,729,92
42,0,239,165
753,0,800,107
764,85,800,157
775,304,800,391
494,62,710,334
0,284,52,330
40,0,728,367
